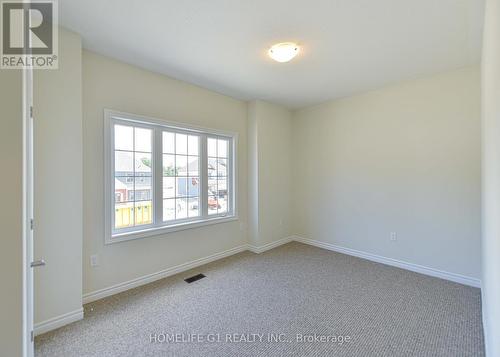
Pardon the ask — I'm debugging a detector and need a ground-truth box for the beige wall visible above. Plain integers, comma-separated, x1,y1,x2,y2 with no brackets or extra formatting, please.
248,100,293,246
34,29,83,325
82,51,248,295
0,68,23,357
481,0,500,354
292,67,481,279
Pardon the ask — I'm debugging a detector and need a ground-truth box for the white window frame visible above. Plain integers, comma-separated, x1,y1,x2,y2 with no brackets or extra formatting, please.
104,109,238,244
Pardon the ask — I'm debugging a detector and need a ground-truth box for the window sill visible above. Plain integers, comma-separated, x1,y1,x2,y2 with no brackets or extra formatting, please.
105,215,238,244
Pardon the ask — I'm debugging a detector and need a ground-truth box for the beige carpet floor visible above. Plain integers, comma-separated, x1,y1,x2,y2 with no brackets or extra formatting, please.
35,242,484,356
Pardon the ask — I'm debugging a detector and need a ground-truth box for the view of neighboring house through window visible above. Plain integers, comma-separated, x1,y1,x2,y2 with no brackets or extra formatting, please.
162,132,200,221
106,111,236,242
208,137,229,215
114,125,153,229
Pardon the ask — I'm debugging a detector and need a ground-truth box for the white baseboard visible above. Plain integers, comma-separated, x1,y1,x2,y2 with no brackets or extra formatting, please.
83,244,248,304
40,236,480,336
83,233,480,306
34,307,84,336
247,236,293,254
292,235,481,288
83,238,295,304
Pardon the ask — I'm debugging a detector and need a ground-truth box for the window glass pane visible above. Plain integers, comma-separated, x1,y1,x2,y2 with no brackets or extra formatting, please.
176,133,187,155
217,178,227,196
188,177,199,197
132,177,152,201
217,178,228,215
219,194,228,214
176,155,187,176
206,136,231,217
217,158,227,177
208,179,217,196
114,125,133,151
163,177,175,198
176,177,188,197
114,123,156,231
115,177,134,201
163,154,176,176
115,151,134,176
188,135,199,156
188,156,199,176
135,201,152,226
163,199,175,221
115,201,134,228
134,127,151,152
207,137,217,157
176,198,188,219
115,178,127,203
208,158,217,178
217,139,228,158
161,132,201,224
208,195,219,215
135,152,152,176
163,132,175,154
188,197,199,218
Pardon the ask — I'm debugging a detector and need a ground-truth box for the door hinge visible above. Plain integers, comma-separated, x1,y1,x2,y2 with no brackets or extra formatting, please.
30,219,34,230
30,106,33,118
31,330,34,342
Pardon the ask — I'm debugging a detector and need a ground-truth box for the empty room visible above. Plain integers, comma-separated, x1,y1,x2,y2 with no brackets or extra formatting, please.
1,0,500,356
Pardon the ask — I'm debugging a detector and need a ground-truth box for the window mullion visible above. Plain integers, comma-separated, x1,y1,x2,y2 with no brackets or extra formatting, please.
153,127,163,226
200,134,208,218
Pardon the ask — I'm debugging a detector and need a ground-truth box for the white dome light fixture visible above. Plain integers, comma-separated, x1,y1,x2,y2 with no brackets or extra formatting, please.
268,42,300,63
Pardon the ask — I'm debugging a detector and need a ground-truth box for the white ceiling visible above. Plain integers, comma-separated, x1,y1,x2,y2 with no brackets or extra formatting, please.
59,0,484,109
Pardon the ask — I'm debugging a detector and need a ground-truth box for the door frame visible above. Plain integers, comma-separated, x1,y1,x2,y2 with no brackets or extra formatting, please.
22,65,34,357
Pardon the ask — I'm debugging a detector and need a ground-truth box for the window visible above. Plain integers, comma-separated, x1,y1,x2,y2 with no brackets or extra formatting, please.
105,110,237,243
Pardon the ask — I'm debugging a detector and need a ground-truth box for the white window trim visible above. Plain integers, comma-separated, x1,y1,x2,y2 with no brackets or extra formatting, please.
104,109,238,244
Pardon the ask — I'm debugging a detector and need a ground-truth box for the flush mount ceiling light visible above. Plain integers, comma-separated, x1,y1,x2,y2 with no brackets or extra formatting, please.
268,42,300,63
